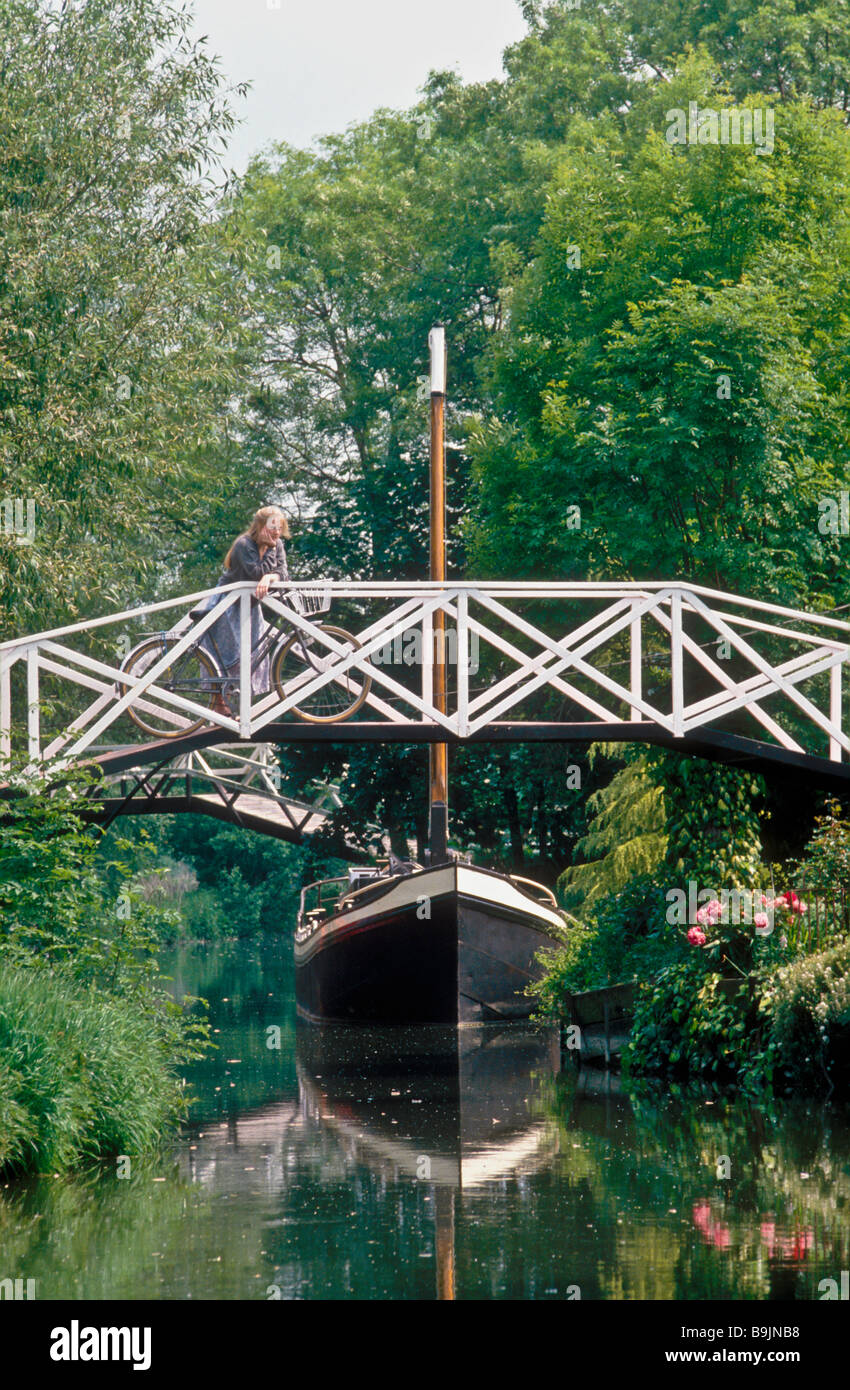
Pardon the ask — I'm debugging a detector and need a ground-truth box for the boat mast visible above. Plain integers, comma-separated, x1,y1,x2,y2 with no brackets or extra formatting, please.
428,325,449,865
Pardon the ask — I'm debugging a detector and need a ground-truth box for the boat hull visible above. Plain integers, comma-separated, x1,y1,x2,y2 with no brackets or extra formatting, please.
295,864,564,1025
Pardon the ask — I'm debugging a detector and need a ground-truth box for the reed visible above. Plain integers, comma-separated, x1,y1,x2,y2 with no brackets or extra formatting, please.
0,962,186,1176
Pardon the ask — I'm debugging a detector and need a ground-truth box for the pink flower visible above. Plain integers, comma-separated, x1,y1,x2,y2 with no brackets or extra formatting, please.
774,894,787,908
687,926,707,946
754,912,770,930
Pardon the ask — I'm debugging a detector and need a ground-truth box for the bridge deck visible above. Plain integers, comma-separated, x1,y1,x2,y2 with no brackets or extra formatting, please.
87,789,328,842
89,720,850,792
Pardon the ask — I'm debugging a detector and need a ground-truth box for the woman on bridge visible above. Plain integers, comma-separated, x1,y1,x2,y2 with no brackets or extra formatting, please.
195,506,291,717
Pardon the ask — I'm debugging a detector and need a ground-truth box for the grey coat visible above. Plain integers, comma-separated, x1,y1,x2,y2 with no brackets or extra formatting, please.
197,536,289,699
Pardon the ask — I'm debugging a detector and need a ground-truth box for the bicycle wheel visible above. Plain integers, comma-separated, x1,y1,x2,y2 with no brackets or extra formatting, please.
271,623,371,723
119,637,220,738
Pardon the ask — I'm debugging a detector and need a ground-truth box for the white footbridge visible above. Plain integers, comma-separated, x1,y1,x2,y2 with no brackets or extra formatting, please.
2,578,849,838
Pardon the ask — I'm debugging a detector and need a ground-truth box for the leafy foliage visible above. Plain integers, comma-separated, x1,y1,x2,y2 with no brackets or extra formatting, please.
627,957,755,1083
0,962,192,1175
0,0,251,634
468,78,850,615
558,745,666,910
795,802,850,897
158,813,310,935
626,936,850,1093
0,770,208,1172
530,873,674,1008
755,941,850,1091
1,770,182,991
648,751,765,890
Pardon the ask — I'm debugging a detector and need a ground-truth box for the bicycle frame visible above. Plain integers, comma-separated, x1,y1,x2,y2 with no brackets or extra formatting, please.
151,598,317,693
119,587,367,735
199,601,291,686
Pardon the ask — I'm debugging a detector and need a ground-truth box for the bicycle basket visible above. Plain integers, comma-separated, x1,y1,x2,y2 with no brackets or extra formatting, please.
290,585,332,616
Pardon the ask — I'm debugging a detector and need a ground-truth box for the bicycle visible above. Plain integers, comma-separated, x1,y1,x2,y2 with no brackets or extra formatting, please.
118,585,372,738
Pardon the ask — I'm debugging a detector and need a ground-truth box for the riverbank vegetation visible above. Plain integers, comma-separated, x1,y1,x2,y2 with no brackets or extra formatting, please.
0,772,209,1175
532,804,850,1093
102,814,346,944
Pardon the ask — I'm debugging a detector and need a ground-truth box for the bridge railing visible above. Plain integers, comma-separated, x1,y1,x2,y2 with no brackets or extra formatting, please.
1,579,849,771
90,741,336,838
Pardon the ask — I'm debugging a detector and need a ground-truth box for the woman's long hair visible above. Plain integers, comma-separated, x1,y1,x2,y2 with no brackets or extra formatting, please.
224,506,290,570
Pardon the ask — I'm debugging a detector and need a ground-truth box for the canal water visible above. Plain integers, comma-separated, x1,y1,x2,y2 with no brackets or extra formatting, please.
2,939,849,1300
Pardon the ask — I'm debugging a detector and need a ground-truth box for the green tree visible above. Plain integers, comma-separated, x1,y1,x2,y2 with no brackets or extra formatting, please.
0,0,251,635
558,745,666,911
468,84,850,611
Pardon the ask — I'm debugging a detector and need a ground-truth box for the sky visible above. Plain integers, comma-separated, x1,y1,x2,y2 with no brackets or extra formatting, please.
190,0,529,171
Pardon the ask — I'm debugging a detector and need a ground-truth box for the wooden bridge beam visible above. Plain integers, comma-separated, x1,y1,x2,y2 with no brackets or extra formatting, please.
80,720,850,794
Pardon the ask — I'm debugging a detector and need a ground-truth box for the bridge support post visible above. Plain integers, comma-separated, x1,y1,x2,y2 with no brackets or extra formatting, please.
0,655,10,767
671,590,684,738
456,591,469,737
239,591,252,739
422,608,433,720
27,649,40,762
831,662,843,762
630,606,643,722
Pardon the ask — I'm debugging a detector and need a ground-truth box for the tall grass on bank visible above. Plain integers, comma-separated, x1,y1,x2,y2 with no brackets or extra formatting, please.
0,767,209,1176
0,962,188,1175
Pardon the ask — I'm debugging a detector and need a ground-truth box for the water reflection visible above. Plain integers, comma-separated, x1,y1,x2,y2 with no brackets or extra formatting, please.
174,1019,560,1300
295,1022,561,1187
0,942,848,1300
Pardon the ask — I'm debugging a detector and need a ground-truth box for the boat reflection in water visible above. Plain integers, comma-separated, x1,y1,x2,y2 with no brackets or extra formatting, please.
182,1021,560,1300
296,1022,560,1183
297,1021,560,1300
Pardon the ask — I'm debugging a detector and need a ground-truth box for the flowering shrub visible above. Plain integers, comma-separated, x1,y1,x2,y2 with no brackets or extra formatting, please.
682,889,810,974
691,890,806,933
754,941,850,1091
694,897,724,927
536,802,850,1093
627,939,850,1092
775,889,804,913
